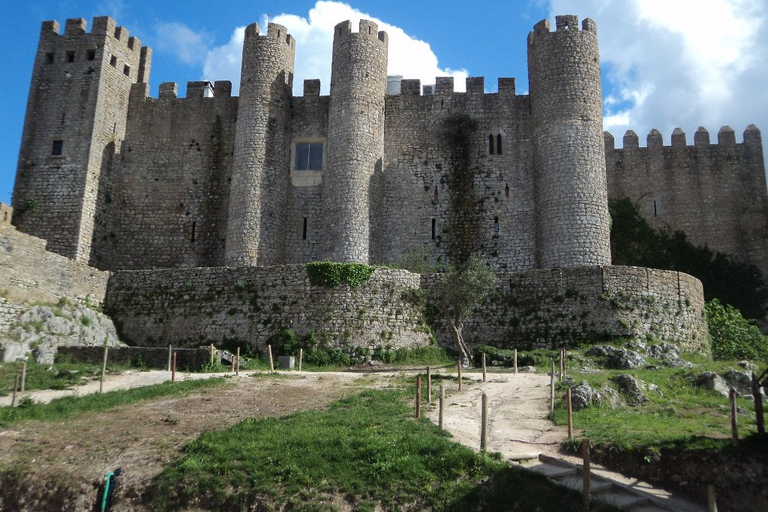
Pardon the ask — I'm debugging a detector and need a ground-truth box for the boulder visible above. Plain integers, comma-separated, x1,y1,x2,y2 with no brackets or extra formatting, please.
610,374,649,405
648,342,692,368
571,381,596,411
696,371,731,398
586,345,646,369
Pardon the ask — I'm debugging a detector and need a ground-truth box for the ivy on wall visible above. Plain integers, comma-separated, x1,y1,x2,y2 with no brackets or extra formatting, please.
306,261,376,289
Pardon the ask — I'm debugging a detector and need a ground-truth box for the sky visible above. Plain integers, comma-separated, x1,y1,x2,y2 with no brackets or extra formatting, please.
1,0,766,205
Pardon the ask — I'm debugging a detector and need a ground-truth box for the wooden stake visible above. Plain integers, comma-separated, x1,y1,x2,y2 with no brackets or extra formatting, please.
457,359,462,391
210,344,215,364
236,347,240,376
550,360,556,420
567,387,573,440
562,347,567,379
482,353,487,382
481,393,489,451
168,345,172,372
707,485,718,512
426,367,432,404
298,348,303,371
172,351,177,382
560,348,564,381
268,344,274,372
582,439,591,511
230,355,235,372
11,373,19,407
729,389,739,447
100,345,108,393
439,385,445,430
753,373,765,436
514,348,518,374
416,375,422,418
20,362,27,393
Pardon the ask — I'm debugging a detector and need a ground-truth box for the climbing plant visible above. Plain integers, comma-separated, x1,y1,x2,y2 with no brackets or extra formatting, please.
306,261,376,289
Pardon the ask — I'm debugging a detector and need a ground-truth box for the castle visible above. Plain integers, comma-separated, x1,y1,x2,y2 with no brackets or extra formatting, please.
6,14,767,353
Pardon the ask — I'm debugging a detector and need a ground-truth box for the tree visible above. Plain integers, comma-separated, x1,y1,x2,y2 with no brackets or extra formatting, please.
434,253,497,366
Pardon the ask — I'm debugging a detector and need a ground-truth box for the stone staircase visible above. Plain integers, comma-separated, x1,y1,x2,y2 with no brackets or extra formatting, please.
524,454,707,512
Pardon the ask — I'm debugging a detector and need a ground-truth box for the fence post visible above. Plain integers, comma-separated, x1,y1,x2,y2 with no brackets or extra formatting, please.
416,376,422,418
482,353,487,382
268,345,275,372
514,348,518,374
753,373,765,436
210,344,215,365
439,385,445,430
458,359,462,391
11,372,19,407
168,345,172,372
563,347,567,379
729,389,739,447
481,393,489,451
582,439,591,511
560,348,564,381
707,485,718,512
236,347,240,376
550,360,556,420
172,351,177,382
567,387,573,440
21,362,27,393
100,345,109,393
299,348,303,371
427,367,432,404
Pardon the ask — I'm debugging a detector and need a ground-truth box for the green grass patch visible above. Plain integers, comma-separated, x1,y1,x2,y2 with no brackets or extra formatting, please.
152,389,622,511
0,360,133,395
0,378,226,425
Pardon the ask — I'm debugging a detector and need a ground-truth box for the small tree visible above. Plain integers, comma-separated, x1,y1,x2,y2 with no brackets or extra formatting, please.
434,253,497,366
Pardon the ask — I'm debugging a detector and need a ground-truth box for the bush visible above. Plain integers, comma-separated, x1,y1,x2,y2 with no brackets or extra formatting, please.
706,299,768,360
306,261,376,288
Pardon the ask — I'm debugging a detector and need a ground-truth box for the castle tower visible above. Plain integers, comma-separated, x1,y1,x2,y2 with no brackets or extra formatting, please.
528,16,611,268
225,23,295,266
12,17,150,264
321,20,388,262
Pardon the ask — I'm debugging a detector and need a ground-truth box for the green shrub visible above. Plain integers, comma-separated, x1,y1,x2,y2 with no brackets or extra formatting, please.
706,299,768,360
306,261,376,288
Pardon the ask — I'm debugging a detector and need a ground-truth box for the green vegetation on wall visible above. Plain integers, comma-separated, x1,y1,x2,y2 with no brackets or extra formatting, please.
306,261,376,289
706,299,768,360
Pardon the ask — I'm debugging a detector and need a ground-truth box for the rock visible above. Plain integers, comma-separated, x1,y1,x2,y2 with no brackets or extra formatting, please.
696,371,731,398
737,360,758,371
599,385,623,409
647,342,692,368
610,374,649,405
586,345,646,369
723,370,753,397
571,381,596,411
625,339,648,353
519,365,536,373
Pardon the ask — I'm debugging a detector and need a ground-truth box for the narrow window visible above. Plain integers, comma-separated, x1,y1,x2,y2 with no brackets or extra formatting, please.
52,140,63,155
66,51,75,63
431,218,436,240
653,200,658,217
294,142,324,170
505,183,510,199
488,134,495,155
45,52,55,64
123,65,131,77
493,217,500,237
497,134,503,155
302,218,308,239
110,55,117,67
433,185,439,202
61,113,66,126
191,221,196,242
87,49,96,61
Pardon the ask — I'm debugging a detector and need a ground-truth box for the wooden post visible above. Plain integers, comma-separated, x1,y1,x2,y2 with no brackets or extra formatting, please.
298,348,303,371
481,393,489,451
100,345,108,393
210,344,215,364
439,385,445,430
582,439,591,511
11,372,19,407
236,347,240,376
168,345,172,372
20,362,27,393
550,360,556,420
514,348,518,374
753,373,765,436
729,389,739,447
563,347,567,379
426,367,432,404
560,348,564,381
268,344,274,372
482,353,487,382
230,355,235,372
567,387,573,440
707,485,718,512
172,351,177,382
416,375,422,418
457,359,462,391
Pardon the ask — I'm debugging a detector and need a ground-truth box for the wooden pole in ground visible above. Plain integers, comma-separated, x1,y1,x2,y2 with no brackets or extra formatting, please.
550,360,556,420
514,348,518,374
752,373,765,436
172,351,177,382
268,345,275,372
426,367,432,404
236,347,240,376
298,348,303,371
707,485,718,512
481,393,489,451
20,362,27,393
482,353,487,382
729,389,739,447
167,345,172,372
567,387,573,440
416,375,422,418
582,439,591,511
230,354,235,372
11,372,19,407
457,359,462,391
439,385,445,430
563,348,567,379
210,344,215,365
560,348,564,381
100,345,108,393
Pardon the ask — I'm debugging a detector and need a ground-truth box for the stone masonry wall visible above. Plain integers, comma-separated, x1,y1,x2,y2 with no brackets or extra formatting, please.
104,265,432,353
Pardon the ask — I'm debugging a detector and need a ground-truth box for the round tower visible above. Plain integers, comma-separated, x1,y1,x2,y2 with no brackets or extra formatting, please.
225,23,295,266
528,16,611,268
321,20,388,263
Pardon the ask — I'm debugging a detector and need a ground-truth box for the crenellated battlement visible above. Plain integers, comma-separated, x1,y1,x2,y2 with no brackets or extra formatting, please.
384,76,517,97
333,20,388,45
40,17,144,54
604,125,763,151
530,15,597,38
147,81,233,100
243,22,295,49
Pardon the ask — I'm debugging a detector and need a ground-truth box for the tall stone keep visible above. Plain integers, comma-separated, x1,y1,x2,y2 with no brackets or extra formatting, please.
528,16,611,268
322,20,388,262
225,23,295,266
12,17,150,264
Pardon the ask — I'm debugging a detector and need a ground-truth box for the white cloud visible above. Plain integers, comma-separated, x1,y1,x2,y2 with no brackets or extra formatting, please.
154,22,213,66
202,1,469,95
96,0,126,20
549,0,768,145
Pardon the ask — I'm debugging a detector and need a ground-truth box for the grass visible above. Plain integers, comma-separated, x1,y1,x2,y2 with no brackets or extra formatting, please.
152,389,623,512
0,360,134,395
0,377,226,425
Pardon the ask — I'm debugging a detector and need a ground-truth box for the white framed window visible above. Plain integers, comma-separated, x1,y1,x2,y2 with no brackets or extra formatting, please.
294,142,324,171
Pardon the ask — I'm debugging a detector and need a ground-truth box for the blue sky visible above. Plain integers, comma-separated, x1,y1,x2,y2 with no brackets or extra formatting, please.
1,0,767,205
